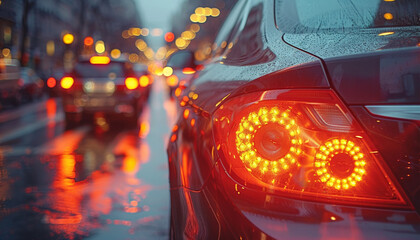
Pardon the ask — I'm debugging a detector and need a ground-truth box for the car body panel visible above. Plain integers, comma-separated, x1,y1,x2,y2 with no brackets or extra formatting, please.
322,48,420,105
350,106,420,214
167,0,420,239
190,0,325,114
169,0,329,191
170,146,420,240
283,29,420,60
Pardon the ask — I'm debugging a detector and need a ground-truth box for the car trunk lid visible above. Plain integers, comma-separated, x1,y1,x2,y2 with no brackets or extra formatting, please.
285,32,420,212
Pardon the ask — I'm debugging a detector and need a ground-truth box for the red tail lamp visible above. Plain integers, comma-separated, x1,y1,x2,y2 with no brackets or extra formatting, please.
235,107,302,184
84,36,94,46
125,77,138,90
315,138,366,190
213,89,408,208
182,67,196,74
60,77,74,89
47,77,57,88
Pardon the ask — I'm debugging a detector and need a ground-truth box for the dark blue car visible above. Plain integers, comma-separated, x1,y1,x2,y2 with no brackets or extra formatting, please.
167,0,420,239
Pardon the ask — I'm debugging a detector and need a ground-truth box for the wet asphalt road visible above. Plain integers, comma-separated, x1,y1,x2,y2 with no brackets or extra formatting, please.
0,78,176,240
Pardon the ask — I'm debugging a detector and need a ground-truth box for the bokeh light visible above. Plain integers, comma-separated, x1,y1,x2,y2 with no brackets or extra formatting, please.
95,40,105,54
62,33,74,45
165,32,175,42
139,75,150,87
162,67,173,77
129,53,139,63
84,36,94,46
135,39,147,51
110,49,121,59
46,41,55,56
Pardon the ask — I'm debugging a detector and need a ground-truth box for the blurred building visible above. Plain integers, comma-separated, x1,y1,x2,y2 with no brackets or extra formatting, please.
0,0,22,58
168,0,237,61
35,0,80,74
80,0,142,56
0,0,143,78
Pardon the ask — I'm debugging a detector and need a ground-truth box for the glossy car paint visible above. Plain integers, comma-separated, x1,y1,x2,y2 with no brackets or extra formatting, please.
167,0,420,239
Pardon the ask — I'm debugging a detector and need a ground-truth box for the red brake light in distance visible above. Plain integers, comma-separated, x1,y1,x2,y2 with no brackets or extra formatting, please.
47,77,56,88
125,77,138,90
213,89,408,208
182,67,196,74
60,77,74,89
139,75,150,87
164,32,175,42
84,36,94,46
89,56,110,65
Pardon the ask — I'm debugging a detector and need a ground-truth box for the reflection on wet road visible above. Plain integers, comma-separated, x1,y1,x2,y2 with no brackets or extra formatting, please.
0,78,175,239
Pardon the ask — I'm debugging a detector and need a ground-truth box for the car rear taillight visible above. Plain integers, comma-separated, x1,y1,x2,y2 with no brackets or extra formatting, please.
139,75,150,87
60,77,74,89
182,67,196,74
213,89,409,208
89,56,110,65
47,77,56,88
125,77,138,90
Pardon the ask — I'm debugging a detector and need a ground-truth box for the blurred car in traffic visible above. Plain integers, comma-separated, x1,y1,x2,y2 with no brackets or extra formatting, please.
19,67,44,102
165,50,198,99
59,56,151,128
0,58,21,107
167,0,420,239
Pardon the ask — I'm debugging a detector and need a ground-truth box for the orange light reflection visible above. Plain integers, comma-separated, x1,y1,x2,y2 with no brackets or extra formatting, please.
42,129,152,238
139,121,150,139
167,75,179,87
183,109,190,119
46,98,57,139
180,148,199,237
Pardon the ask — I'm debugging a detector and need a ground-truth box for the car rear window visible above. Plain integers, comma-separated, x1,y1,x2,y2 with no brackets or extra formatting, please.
75,62,126,78
276,0,420,33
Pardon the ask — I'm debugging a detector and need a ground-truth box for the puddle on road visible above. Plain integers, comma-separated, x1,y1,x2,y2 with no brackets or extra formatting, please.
0,78,175,240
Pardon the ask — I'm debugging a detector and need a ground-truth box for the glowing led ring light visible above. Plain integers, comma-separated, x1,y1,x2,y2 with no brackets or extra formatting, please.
235,107,302,182
314,138,367,190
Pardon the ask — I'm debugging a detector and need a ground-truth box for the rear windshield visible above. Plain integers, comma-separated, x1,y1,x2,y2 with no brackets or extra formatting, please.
74,62,126,78
276,0,420,33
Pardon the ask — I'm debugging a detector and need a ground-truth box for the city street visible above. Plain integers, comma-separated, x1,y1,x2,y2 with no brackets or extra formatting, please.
0,78,175,240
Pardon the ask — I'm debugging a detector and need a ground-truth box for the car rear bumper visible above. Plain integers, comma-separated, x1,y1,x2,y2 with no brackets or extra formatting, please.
62,92,141,115
0,88,19,102
170,164,420,240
